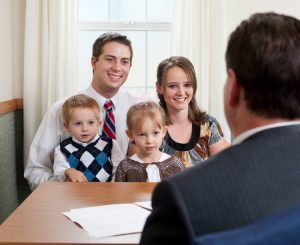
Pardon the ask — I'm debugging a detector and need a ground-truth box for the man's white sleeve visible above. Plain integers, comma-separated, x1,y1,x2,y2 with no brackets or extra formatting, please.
53,145,70,182
24,100,67,190
111,140,125,181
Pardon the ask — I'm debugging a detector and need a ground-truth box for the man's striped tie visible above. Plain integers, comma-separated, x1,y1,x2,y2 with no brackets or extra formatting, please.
102,100,116,139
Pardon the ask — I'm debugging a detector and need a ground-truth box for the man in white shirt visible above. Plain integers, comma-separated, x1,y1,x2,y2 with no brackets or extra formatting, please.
25,32,138,190
141,12,300,244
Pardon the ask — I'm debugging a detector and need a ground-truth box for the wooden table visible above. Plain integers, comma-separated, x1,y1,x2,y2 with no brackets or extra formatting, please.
0,182,156,245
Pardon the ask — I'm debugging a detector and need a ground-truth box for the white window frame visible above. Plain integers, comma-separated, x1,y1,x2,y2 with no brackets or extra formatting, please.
77,0,173,95
78,22,171,93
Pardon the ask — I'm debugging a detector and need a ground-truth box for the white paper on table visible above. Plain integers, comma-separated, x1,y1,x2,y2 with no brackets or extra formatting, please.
63,203,151,238
134,201,152,211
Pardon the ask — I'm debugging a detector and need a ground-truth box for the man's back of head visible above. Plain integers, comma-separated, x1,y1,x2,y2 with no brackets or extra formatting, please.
225,12,300,120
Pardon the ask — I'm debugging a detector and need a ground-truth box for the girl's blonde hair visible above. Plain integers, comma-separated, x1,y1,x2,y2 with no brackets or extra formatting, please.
61,94,100,124
126,101,166,133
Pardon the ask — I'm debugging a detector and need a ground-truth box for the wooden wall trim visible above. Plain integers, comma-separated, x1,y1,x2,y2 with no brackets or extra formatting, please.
16,99,23,109
0,99,23,115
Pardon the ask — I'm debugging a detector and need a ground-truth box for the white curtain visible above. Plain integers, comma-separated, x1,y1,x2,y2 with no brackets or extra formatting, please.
23,0,78,165
171,0,230,140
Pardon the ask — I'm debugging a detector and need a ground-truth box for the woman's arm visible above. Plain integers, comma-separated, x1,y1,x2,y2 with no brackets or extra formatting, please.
209,138,230,156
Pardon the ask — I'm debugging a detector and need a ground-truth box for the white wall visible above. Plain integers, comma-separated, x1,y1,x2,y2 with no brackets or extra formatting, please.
224,0,300,42
11,0,25,99
0,0,25,102
212,0,300,141
0,0,13,101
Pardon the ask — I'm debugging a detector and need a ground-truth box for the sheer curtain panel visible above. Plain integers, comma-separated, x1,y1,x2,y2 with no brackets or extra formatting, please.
171,0,230,140
23,0,78,165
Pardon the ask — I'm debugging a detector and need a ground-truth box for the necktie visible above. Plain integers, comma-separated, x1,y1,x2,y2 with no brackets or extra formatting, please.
102,100,116,139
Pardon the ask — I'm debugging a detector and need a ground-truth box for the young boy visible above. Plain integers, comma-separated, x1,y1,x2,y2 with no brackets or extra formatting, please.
53,94,123,182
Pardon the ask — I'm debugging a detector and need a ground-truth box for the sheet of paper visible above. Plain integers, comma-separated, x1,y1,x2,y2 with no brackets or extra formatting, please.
134,201,152,210
63,203,151,238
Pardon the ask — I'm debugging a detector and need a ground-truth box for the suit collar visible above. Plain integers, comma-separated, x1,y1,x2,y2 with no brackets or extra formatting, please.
233,122,300,145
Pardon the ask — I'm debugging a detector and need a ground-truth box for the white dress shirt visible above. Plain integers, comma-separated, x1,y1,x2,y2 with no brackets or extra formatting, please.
24,86,138,190
53,134,123,181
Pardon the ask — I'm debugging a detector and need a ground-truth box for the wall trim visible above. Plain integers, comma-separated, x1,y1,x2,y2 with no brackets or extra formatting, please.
0,99,23,115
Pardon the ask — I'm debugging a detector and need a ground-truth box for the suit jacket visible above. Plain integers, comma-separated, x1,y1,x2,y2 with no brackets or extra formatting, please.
140,125,300,245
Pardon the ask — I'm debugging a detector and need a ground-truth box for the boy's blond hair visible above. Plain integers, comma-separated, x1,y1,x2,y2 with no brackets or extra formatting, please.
126,101,166,133
61,94,100,124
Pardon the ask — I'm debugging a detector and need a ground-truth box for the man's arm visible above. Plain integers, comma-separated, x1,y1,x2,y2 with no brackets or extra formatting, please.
140,180,192,245
24,100,66,190
53,145,70,182
111,139,125,181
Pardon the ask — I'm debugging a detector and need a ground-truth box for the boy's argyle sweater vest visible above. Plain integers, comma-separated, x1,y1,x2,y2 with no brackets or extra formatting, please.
60,136,113,182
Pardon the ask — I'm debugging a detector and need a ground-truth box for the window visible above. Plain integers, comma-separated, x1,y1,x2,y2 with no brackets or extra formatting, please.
78,0,173,98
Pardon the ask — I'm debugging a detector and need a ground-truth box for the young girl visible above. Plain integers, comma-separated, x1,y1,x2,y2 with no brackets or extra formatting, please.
115,101,185,182
53,94,123,182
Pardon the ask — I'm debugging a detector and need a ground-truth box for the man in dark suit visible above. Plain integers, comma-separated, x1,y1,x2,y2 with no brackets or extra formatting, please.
140,12,300,245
